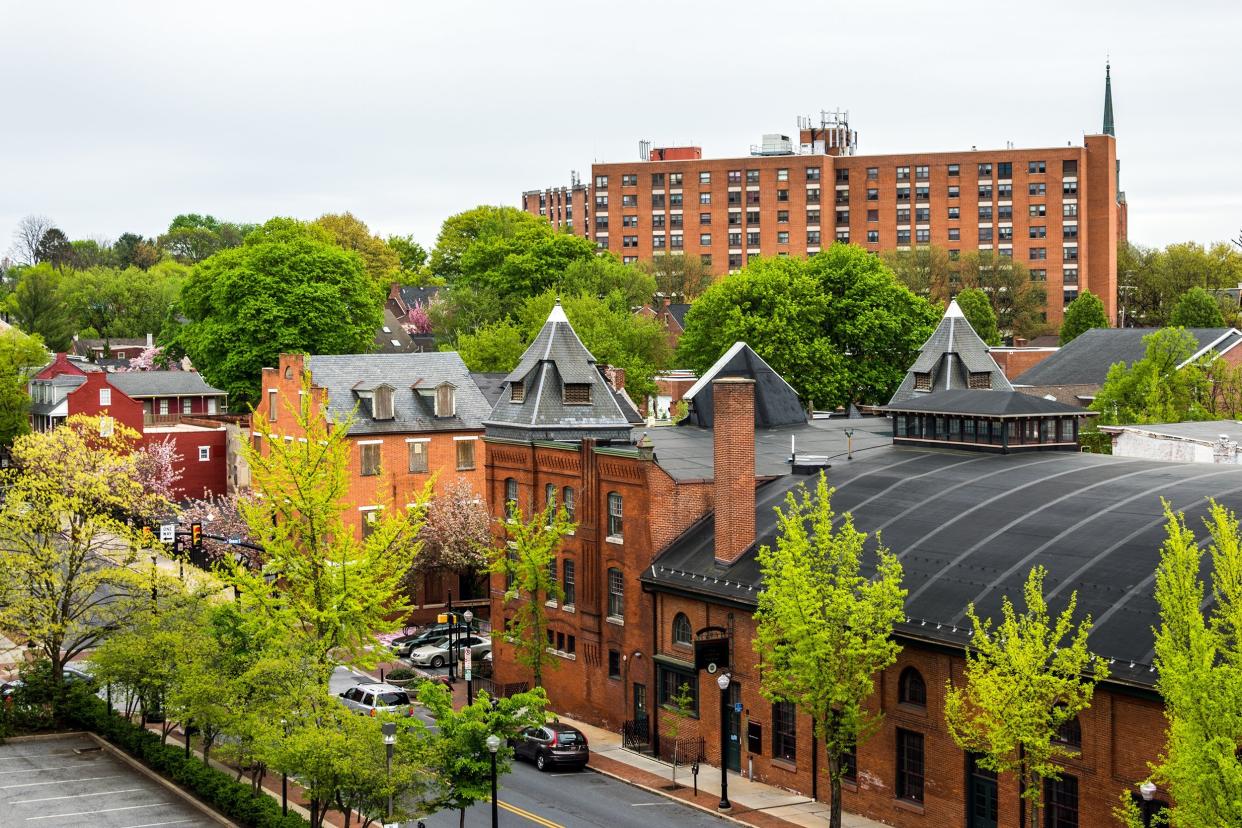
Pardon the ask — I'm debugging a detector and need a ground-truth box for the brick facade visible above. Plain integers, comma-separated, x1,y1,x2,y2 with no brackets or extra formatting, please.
712,379,756,565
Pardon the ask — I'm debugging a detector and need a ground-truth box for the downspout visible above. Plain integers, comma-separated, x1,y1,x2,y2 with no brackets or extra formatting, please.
811,716,818,802
650,594,660,755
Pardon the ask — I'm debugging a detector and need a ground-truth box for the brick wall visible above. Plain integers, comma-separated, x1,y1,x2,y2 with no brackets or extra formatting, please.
989,347,1059,380
713,379,756,564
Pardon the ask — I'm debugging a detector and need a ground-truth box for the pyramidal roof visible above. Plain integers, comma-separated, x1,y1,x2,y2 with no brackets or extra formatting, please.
682,342,806,428
888,300,1012,404
484,301,634,443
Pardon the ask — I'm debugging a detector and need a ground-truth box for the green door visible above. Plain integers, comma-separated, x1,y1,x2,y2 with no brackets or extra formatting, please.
968,755,998,828
725,682,741,771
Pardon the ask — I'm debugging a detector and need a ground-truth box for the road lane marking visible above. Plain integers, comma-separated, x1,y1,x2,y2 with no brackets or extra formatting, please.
631,801,682,806
495,798,563,828
0,765,81,775
118,820,201,828
26,803,170,820
13,787,143,804
1,774,123,789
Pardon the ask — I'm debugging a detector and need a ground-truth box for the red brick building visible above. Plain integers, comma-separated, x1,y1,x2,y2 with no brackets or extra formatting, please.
522,69,1125,327
485,310,1203,828
260,351,492,616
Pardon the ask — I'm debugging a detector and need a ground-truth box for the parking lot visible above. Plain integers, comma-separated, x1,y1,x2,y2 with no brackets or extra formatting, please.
0,735,218,827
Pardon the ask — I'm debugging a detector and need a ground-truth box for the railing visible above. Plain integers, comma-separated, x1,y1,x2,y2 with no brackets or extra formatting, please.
621,717,650,749
144,413,186,427
473,677,530,699
657,735,705,766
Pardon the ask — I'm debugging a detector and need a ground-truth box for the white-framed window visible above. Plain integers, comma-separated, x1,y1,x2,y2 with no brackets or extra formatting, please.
607,492,623,540
182,398,192,414
373,385,395,420
435,383,455,417
607,567,624,619
159,399,170,415
198,445,210,462
99,387,111,406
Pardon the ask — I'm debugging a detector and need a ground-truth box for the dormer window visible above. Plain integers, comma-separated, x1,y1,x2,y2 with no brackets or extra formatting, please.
435,382,456,417
564,383,591,405
510,382,525,403
372,384,395,420
968,372,992,390
913,372,932,392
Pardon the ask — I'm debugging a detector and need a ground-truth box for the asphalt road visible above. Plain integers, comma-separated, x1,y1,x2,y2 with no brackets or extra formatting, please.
416,761,727,828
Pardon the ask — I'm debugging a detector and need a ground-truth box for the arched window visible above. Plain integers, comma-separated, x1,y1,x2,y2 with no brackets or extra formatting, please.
672,613,692,647
435,382,456,417
505,478,518,519
898,667,926,707
1053,713,1081,748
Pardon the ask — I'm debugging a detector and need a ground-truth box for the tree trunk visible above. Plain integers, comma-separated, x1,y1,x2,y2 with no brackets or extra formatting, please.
827,754,842,828
458,807,466,828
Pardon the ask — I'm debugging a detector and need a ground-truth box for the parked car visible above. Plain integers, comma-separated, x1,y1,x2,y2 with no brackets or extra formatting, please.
512,722,589,771
410,635,491,668
394,623,475,657
337,682,416,717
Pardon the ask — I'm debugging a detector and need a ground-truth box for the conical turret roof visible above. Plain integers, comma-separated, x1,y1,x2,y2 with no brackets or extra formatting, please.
888,299,1012,404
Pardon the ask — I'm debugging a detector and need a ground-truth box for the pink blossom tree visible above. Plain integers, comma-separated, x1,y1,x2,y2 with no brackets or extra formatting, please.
178,492,259,565
403,301,432,336
135,437,182,503
412,478,491,572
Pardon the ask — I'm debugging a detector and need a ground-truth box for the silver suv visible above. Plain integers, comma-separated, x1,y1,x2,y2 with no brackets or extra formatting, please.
337,682,415,717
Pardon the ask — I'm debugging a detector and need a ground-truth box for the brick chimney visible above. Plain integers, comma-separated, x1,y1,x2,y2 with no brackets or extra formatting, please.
713,377,756,566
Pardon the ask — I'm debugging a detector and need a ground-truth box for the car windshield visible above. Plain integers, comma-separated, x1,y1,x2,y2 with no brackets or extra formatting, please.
377,691,410,706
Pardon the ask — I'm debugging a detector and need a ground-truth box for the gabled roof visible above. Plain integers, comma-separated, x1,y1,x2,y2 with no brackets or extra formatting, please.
374,308,416,354
107,371,226,399
889,300,1012,404
485,302,633,443
470,372,508,407
398,285,440,310
682,342,805,429
1013,327,1242,387
307,352,489,435
666,303,691,329
881,389,1094,418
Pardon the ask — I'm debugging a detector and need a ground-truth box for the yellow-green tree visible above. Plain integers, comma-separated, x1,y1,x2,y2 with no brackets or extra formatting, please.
753,475,906,828
232,379,425,686
945,566,1108,828
491,501,574,689
0,415,170,693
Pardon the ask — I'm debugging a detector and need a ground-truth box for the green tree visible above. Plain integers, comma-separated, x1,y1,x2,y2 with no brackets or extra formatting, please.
945,566,1108,828
34,227,73,269
1091,328,1212,425
165,218,384,407
955,251,1049,339
560,254,657,308
677,246,938,407
881,245,955,301
452,318,527,373
314,212,401,288
430,205,553,282
661,681,697,788
0,416,170,698
7,264,73,350
753,474,907,828
1120,240,1242,326
1170,286,1226,328
1060,290,1110,344
233,378,424,685
636,253,712,302
386,234,428,273
1130,501,1242,828
492,501,574,689
0,328,50,446
955,288,1000,345
59,264,184,342
415,682,547,828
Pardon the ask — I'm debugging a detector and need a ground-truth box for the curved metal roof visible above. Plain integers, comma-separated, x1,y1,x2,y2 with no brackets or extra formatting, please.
645,445,1242,688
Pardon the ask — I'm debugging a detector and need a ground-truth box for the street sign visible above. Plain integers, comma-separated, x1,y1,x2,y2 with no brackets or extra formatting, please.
464,669,472,682
159,523,175,544
464,646,472,674
734,702,743,714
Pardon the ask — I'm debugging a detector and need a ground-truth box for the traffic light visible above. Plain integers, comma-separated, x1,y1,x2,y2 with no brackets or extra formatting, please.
141,525,152,547
190,522,203,553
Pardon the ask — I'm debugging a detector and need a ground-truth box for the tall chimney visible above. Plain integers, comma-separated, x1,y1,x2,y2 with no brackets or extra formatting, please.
713,377,756,566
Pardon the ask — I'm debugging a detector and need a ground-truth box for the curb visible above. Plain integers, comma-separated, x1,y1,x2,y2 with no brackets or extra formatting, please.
586,761,771,827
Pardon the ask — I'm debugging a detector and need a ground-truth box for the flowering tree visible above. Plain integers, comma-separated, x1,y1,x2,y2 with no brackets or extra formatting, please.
414,478,491,572
123,346,180,372
403,301,433,336
178,492,258,564
135,436,183,502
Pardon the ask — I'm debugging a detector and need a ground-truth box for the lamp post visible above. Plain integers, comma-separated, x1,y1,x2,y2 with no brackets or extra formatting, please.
486,734,501,828
464,609,474,705
843,427,855,461
150,554,159,604
281,719,289,816
382,721,397,824
716,672,732,813
447,591,455,683
1138,781,1157,828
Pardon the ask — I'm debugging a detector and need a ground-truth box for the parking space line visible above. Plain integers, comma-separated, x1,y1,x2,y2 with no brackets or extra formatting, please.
13,786,144,804
118,820,201,828
0,765,81,775
1,774,123,789
26,802,170,821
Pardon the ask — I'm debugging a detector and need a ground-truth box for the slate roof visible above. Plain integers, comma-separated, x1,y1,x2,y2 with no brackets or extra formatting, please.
889,300,1012,404
471,372,508,407
107,372,226,398
398,286,440,310
682,342,806,429
307,352,489,435
881,389,1094,418
1013,327,1242,387
373,308,416,353
485,303,634,443
643,445,1242,689
666,303,691,329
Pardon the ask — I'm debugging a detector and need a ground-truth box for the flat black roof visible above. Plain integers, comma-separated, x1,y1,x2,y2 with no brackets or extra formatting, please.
882,389,1094,418
644,445,1242,689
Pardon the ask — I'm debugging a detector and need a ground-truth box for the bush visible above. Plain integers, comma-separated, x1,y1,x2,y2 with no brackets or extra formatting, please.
65,687,308,828
385,667,418,682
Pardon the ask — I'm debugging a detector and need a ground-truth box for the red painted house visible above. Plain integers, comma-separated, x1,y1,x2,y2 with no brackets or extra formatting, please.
28,354,227,500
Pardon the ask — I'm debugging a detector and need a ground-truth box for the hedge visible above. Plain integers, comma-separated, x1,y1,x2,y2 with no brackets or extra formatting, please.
66,690,309,828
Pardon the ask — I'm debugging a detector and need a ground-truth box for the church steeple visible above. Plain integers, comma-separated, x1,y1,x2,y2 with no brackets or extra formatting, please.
1103,61,1115,137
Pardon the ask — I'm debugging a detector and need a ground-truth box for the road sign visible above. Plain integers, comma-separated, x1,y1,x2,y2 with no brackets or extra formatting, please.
464,669,471,682
464,646,472,674
734,702,743,714
159,523,175,544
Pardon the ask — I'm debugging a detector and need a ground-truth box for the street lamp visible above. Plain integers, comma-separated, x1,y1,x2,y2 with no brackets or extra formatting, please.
716,672,732,813
382,721,397,824
464,609,475,705
280,719,289,816
843,427,856,461
447,591,456,683
486,734,501,828
1138,781,1157,828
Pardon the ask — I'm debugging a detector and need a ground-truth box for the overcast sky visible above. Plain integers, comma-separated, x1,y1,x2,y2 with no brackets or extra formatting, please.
2,0,1239,255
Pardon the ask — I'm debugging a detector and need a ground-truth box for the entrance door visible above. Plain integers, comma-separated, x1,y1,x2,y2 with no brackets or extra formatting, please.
632,683,648,742
968,754,998,828
725,681,741,771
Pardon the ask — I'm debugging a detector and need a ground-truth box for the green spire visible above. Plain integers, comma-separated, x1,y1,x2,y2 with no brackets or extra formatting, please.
1103,61,1115,137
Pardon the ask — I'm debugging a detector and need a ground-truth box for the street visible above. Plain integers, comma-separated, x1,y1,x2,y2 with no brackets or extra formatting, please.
329,668,725,828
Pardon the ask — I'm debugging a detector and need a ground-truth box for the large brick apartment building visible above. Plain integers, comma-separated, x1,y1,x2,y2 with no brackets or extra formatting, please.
523,67,1125,327
482,304,1224,828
